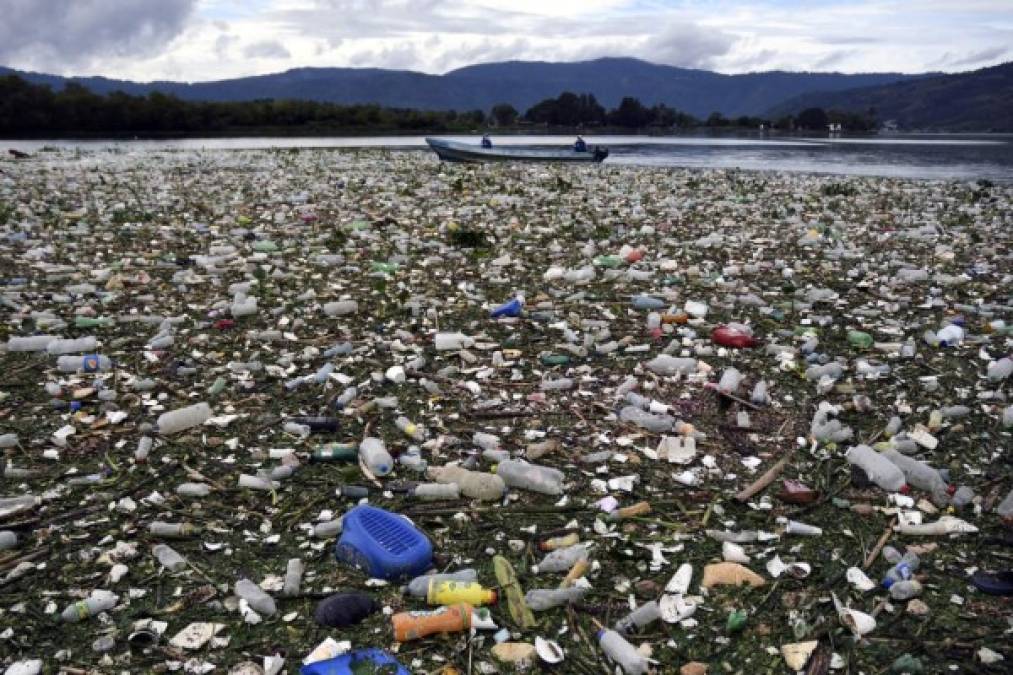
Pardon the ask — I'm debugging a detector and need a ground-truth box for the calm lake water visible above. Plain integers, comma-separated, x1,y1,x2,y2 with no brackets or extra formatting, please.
6,133,1011,182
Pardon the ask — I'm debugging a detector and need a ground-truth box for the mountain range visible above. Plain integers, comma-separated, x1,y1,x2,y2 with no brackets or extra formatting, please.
767,61,1013,131
0,57,923,120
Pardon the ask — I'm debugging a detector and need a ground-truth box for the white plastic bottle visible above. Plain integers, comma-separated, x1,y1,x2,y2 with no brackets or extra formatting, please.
405,569,478,597
61,592,118,622
235,578,277,616
524,586,587,610
845,445,906,492
987,357,1012,382
428,465,505,501
598,629,650,675
645,355,697,376
282,558,304,597
238,474,279,491
717,367,743,394
434,332,474,351
176,482,211,498
396,416,426,441
155,402,212,435
359,436,393,476
323,300,358,316
412,483,460,500
495,460,565,495
46,337,97,355
619,406,674,433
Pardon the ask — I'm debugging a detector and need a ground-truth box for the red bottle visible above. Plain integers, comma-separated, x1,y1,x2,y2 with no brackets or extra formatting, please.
711,325,759,349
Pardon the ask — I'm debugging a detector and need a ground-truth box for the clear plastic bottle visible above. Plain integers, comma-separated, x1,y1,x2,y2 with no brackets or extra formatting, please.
532,543,589,574
335,386,358,409
149,522,197,538
882,551,920,588
540,377,574,391
57,354,112,373
889,580,922,600
598,629,650,675
882,449,947,495
359,437,393,476
236,578,277,616
155,402,211,435
46,337,97,355
987,357,1012,382
524,586,587,611
619,405,674,432
283,558,304,597
405,569,478,597
495,460,565,495
645,355,697,376
0,530,17,550
176,482,211,498
152,544,187,571
238,474,279,491
615,601,662,633
396,416,426,441
717,367,743,394
845,445,906,491
6,335,58,352
0,433,19,448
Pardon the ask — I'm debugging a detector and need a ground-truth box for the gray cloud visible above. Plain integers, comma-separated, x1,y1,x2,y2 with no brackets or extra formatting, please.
0,0,196,72
813,50,856,70
243,40,292,59
638,22,736,69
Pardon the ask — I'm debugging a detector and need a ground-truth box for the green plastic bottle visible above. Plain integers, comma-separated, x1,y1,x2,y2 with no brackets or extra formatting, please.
311,445,358,462
540,354,570,366
593,255,622,268
847,330,873,349
74,316,115,328
371,261,398,274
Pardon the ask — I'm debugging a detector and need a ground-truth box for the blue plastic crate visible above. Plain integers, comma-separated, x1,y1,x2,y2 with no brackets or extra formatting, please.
334,505,432,581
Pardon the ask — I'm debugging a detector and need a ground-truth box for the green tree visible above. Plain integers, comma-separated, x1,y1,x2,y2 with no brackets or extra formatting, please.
609,97,651,128
797,107,829,130
490,103,518,127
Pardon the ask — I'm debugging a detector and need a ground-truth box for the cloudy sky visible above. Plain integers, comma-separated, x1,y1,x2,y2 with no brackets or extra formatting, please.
0,0,1009,81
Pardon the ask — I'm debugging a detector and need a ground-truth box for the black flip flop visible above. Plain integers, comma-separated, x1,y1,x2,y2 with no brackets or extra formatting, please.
970,570,1013,596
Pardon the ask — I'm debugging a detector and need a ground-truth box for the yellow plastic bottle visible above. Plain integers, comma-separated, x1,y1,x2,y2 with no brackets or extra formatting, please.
427,579,497,606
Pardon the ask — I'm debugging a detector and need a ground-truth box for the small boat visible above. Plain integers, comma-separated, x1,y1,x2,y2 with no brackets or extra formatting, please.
425,138,608,164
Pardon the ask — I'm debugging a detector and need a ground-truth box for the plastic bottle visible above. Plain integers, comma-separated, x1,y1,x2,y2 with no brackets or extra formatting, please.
889,580,923,600
428,465,505,501
359,437,393,476
631,295,666,310
155,402,212,435
495,460,565,495
236,578,277,616
882,551,920,588
987,357,1012,382
312,444,358,462
882,449,948,495
427,579,496,606
46,337,97,355
6,335,58,352
176,482,210,498
717,367,743,394
750,380,769,405
644,355,697,376
1004,406,1013,430
393,603,491,642
61,592,118,622
290,416,340,432
712,325,759,349
616,600,662,633
619,405,674,432
57,354,112,373
238,474,279,491
845,445,906,492
313,519,344,538
0,530,17,550
532,543,589,574
405,569,479,597
524,586,587,611
152,544,187,571
149,522,197,538
323,300,358,316
396,416,426,441
283,558,304,597
996,488,1013,517
434,332,474,351
490,297,523,318
847,330,874,349
0,433,19,448
540,533,580,551
335,386,358,409
598,629,650,675
412,483,460,500
540,377,574,391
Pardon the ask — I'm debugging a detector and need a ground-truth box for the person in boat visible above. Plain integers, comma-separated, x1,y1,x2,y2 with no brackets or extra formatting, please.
574,136,587,152
481,135,492,149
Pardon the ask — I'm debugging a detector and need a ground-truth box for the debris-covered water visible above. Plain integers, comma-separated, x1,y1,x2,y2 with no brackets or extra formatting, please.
0,147,1010,675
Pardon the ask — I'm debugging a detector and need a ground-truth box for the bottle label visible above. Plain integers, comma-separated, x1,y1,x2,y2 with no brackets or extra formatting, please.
74,601,91,620
82,355,100,372
404,423,417,437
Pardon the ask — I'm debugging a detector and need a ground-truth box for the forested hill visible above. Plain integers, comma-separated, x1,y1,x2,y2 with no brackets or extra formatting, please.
0,57,921,119
767,61,1013,131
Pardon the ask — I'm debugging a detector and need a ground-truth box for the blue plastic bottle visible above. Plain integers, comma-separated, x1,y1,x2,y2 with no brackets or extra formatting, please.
490,297,523,318
334,505,432,581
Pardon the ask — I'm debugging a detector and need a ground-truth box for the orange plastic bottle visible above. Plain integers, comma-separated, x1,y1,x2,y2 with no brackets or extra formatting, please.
392,602,472,642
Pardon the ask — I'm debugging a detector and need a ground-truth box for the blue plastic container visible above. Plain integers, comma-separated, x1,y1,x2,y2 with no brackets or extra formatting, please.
334,505,432,581
301,649,409,675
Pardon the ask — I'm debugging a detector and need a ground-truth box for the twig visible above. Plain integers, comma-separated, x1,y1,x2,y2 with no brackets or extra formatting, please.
734,445,796,502
863,517,897,569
